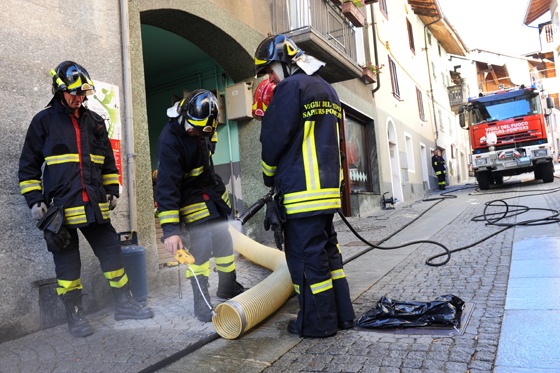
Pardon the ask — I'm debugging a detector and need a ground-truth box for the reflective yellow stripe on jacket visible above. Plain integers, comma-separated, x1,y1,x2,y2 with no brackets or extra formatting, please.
283,120,341,215
99,202,110,220
261,160,276,177
221,190,231,208
45,154,119,187
180,202,210,223
160,191,229,226
64,206,87,225
185,166,203,178
45,154,80,165
158,210,180,225
102,173,119,186
284,189,341,214
19,179,42,195
331,269,346,281
91,154,105,164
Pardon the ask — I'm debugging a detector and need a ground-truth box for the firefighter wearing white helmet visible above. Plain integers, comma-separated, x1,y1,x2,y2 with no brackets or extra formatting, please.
18,61,154,338
255,35,356,337
157,89,244,322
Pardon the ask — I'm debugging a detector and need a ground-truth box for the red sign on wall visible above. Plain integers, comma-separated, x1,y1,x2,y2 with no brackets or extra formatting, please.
110,138,123,185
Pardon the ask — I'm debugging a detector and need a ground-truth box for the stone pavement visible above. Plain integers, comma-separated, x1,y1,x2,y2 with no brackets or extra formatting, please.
1,173,559,373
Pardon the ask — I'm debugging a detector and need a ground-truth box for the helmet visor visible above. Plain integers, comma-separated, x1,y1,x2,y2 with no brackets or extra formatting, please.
64,65,95,95
186,93,218,134
254,37,276,75
254,35,302,76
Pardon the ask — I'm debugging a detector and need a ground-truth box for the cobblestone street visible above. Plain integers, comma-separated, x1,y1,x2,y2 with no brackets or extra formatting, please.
2,178,560,373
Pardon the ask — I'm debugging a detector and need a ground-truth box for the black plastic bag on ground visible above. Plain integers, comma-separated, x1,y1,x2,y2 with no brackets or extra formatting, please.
356,294,465,329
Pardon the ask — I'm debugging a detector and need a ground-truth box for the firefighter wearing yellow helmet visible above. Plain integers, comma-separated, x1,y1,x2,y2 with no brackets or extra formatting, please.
255,35,355,337
157,89,245,322
18,61,154,338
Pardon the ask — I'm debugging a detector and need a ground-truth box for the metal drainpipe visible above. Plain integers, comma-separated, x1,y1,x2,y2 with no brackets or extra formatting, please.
213,72,238,216
370,5,381,95
120,0,137,231
424,16,441,148
224,110,238,216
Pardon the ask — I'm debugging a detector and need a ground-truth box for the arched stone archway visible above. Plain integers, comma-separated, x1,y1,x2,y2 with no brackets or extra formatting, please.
140,9,256,82
123,2,273,286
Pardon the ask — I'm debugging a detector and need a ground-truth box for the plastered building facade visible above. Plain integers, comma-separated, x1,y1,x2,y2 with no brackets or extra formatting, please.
0,0,469,341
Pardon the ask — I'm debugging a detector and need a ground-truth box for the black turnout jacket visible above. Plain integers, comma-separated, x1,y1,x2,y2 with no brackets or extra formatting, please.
156,118,231,239
18,100,119,227
260,70,343,218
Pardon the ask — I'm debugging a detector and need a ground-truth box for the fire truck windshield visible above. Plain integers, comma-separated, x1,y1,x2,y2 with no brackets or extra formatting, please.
470,93,540,125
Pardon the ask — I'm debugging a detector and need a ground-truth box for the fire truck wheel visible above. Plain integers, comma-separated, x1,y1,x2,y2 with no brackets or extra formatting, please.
477,171,491,190
541,162,554,183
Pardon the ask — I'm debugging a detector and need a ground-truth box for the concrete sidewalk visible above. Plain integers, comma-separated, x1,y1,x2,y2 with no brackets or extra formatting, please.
495,183,560,372
1,173,559,373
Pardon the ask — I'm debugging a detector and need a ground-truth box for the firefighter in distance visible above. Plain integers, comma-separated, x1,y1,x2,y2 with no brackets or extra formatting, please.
432,149,447,190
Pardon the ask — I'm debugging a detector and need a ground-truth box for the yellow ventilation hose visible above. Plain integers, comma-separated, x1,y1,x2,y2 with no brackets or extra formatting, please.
212,225,294,339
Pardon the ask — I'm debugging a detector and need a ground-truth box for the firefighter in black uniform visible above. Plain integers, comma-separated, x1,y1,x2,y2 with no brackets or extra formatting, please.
156,89,244,322
18,61,153,338
432,149,447,190
255,35,355,338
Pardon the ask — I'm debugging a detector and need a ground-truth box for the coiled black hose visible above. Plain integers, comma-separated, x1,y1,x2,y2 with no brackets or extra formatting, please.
340,185,560,267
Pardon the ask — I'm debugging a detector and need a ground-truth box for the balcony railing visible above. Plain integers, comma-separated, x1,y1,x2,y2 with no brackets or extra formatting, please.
544,23,554,43
539,22,557,52
447,84,467,111
270,0,362,83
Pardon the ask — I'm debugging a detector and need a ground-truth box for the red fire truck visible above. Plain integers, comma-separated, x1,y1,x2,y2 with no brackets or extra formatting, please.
459,86,555,190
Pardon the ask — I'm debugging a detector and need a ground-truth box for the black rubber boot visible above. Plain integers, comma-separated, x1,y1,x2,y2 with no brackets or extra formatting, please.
190,276,213,322
60,290,94,338
111,284,154,321
216,270,245,299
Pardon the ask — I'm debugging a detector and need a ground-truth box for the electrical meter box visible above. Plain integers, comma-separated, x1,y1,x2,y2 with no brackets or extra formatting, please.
225,82,253,121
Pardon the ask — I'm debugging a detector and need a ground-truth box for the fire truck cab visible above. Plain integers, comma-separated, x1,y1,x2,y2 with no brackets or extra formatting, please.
459,86,555,190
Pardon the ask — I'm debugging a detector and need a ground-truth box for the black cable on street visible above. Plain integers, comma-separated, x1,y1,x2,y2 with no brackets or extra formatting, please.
340,184,560,267
341,186,463,266
138,333,220,373
425,196,560,265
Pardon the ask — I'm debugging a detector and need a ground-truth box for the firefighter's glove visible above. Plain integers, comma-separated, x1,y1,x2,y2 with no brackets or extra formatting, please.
263,200,284,250
44,228,71,252
31,202,47,221
107,194,117,211
36,205,71,252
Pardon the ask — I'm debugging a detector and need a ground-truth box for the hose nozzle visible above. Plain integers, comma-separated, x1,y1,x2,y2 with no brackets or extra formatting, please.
236,189,274,225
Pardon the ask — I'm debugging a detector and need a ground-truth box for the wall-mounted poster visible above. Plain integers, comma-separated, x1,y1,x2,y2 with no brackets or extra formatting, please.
86,81,123,191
